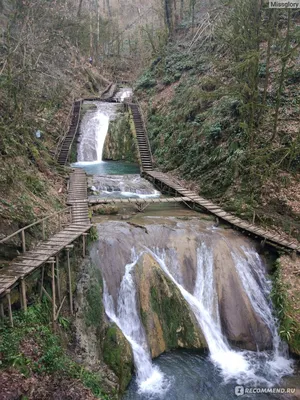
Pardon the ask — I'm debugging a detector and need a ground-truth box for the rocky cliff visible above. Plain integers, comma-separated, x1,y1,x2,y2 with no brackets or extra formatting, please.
103,112,138,162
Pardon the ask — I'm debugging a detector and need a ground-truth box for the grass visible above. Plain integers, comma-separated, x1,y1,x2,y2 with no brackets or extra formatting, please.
271,261,300,353
0,301,110,399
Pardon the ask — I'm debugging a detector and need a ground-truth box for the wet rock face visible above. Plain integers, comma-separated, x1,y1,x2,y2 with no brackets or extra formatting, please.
103,323,133,393
214,238,273,351
74,260,133,396
103,113,138,162
135,253,206,357
92,217,275,355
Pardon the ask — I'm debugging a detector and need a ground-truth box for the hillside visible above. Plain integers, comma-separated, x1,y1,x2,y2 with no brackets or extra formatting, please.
136,4,300,242
0,0,110,239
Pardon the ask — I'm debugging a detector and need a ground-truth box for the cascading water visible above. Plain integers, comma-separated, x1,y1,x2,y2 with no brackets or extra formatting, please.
149,245,293,386
90,174,161,199
77,102,118,163
103,254,170,396
102,234,293,397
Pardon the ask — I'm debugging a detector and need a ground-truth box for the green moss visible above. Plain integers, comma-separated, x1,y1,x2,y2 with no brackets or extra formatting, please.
150,271,197,348
0,303,110,399
271,261,300,354
85,276,103,329
103,112,138,162
103,324,133,394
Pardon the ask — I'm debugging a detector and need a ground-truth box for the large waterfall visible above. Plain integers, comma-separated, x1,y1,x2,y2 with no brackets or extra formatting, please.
98,220,293,397
77,102,118,163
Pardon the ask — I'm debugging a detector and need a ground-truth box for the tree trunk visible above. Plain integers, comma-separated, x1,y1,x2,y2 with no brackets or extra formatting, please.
77,0,83,17
180,0,184,21
272,9,291,141
106,0,112,17
164,0,173,35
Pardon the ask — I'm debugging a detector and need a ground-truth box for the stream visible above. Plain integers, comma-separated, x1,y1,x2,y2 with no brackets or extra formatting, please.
74,92,297,399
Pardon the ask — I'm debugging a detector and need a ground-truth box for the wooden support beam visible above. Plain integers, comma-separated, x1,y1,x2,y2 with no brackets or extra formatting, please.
39,266,45,300
49,258,56,331
56,255,61,304
21,230,26,253
6,291,13,327
55,296,66,320
82,233,88,257
0,302,4,319
66,247,73,315
42,220,46,240
20,277,27,313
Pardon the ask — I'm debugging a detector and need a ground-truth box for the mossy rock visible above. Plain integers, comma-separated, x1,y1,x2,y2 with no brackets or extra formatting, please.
103,324,133,393
92,205,119,215
135,253,206,357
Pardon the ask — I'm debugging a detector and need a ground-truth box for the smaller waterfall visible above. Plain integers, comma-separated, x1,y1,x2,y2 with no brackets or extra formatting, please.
148,245,293,385
232,249,293,379
90,174,161,199
103,254,170,396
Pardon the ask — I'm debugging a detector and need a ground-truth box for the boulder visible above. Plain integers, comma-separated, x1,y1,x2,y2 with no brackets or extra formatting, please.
135,253,206,358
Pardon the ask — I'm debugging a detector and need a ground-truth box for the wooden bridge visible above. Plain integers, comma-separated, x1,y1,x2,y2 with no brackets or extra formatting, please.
89,196,191,212
128,103,300,254
0,168,91,327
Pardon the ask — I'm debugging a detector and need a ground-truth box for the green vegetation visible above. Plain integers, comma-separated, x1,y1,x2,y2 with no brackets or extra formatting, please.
136,3,300,239
85,281,103,330
0,302,110,399
103,112,138,163
149,271,198,348
271,261,300,354
103,325,133,393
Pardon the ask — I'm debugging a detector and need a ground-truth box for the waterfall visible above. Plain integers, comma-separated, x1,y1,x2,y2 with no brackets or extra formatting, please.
90,174,161,199
148,246,293,385
77,102,118,163
232,249,293,379
102,242,293,396
103,254,170,396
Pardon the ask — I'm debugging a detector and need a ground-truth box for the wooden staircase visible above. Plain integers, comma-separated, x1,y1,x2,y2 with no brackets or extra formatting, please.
57,100,82,165
67,168,90,225
129,103,153,172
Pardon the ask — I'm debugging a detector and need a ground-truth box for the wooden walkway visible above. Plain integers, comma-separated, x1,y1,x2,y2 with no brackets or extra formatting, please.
57,100,82,165
89,196,191,204
67,168,90,225
89,196,191,211
145,171,300,253
126,103,299,254
0,167,91,326
128,103,153,172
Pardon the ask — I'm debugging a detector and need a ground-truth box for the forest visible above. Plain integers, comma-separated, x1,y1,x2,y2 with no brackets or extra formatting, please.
0,0,299,399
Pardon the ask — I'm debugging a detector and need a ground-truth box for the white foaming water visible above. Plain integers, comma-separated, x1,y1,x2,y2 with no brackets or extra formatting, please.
77,102,118,163
103,244,292,396
232,249,293,380
90,174,161,199
103,254,170,396
147,245,293,386
114,87,133,103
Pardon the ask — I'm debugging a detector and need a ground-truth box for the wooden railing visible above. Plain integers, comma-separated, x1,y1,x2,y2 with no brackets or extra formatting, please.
0,207,72,254
54,103,74,159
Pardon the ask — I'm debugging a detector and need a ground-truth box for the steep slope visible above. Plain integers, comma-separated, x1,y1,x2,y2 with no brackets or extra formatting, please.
136,5,300,242
0,0,107,238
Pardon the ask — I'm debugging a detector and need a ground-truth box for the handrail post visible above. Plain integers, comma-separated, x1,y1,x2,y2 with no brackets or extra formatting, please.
42,220,46,240
58,213,61,231
21,230,26,253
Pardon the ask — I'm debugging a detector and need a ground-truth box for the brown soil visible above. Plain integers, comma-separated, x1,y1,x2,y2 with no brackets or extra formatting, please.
0,370,98,400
